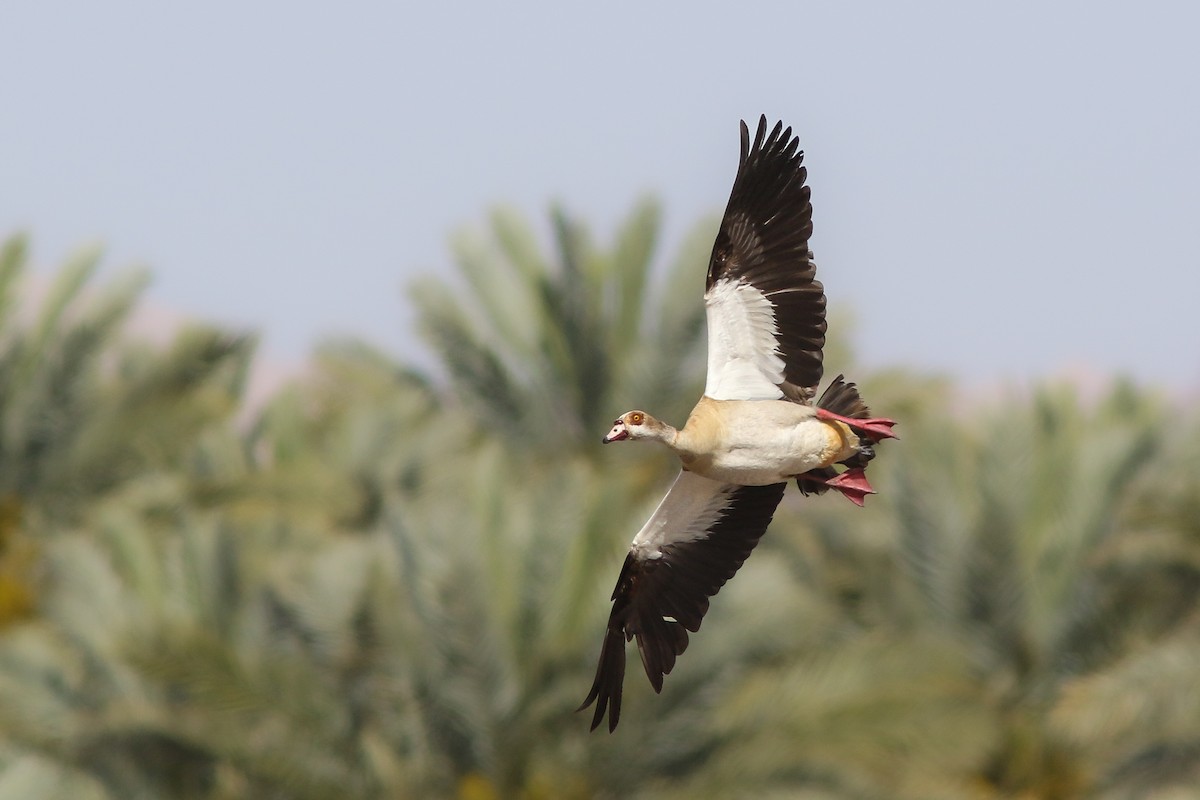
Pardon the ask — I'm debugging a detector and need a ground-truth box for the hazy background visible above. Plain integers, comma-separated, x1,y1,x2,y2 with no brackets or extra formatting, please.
3,6,1200,796
3,1,1198,387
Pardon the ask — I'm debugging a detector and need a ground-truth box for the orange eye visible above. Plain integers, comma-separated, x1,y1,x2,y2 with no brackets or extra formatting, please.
629,413,644,425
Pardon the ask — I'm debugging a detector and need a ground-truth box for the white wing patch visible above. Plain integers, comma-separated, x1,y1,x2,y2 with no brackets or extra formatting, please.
703,278,785,401
630,471,736,558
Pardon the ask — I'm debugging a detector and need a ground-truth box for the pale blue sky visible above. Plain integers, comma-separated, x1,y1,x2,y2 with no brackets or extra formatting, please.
2,2,1198,388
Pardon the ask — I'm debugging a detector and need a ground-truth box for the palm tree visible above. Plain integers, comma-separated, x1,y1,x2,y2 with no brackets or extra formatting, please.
0,236,253,629
0,234,259,796
410,200,717,454
0,339,738,799
4,214,1200,800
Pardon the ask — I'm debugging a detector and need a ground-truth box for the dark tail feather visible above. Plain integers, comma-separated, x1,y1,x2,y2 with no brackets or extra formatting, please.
577,625,626,733
817,375,882,470
816,374,871,419
797,466,837,496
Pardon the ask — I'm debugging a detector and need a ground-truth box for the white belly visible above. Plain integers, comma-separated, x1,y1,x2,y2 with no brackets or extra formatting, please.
679,399,857,485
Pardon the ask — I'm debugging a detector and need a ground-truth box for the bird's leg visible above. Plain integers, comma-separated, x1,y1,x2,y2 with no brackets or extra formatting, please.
797,467,876,507
816,408,899,442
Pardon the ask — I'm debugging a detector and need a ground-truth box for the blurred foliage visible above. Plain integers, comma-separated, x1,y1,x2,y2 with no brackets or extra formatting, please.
0,211,1197,800
410,199,715,456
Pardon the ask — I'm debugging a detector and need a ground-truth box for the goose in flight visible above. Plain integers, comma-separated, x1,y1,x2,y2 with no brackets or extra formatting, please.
579,116,897,732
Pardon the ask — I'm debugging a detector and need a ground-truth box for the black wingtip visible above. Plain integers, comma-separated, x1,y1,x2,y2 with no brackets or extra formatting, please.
740,116,775,162
754,116,769,153
578,625,626,732
732,116,806,192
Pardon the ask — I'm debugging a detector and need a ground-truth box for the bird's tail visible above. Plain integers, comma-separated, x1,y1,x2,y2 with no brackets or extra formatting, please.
815,373,872,420
798,375,879,496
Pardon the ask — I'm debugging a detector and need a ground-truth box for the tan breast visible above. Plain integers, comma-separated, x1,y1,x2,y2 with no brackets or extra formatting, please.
676,397,726,453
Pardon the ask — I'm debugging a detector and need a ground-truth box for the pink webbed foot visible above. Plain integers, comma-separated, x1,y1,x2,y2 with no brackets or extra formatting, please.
798,467,877,507
816,408,899,442
824,468,876,507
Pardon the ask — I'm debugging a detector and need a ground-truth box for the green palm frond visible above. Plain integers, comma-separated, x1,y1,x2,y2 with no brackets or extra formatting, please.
411,200,710,452
2,222,1199,800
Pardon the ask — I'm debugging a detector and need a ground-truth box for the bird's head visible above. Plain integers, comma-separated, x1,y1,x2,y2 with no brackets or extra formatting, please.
602,411,653,444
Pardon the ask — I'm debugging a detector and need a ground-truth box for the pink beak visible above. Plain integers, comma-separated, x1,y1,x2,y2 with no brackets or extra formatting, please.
603,424,629,444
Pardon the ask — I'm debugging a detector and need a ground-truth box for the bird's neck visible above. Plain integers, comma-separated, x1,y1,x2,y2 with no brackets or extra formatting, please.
645,419,681,451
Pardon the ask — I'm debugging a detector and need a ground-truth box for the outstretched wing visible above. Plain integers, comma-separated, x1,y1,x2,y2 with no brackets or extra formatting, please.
703,116,827,402
579,471,786,732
